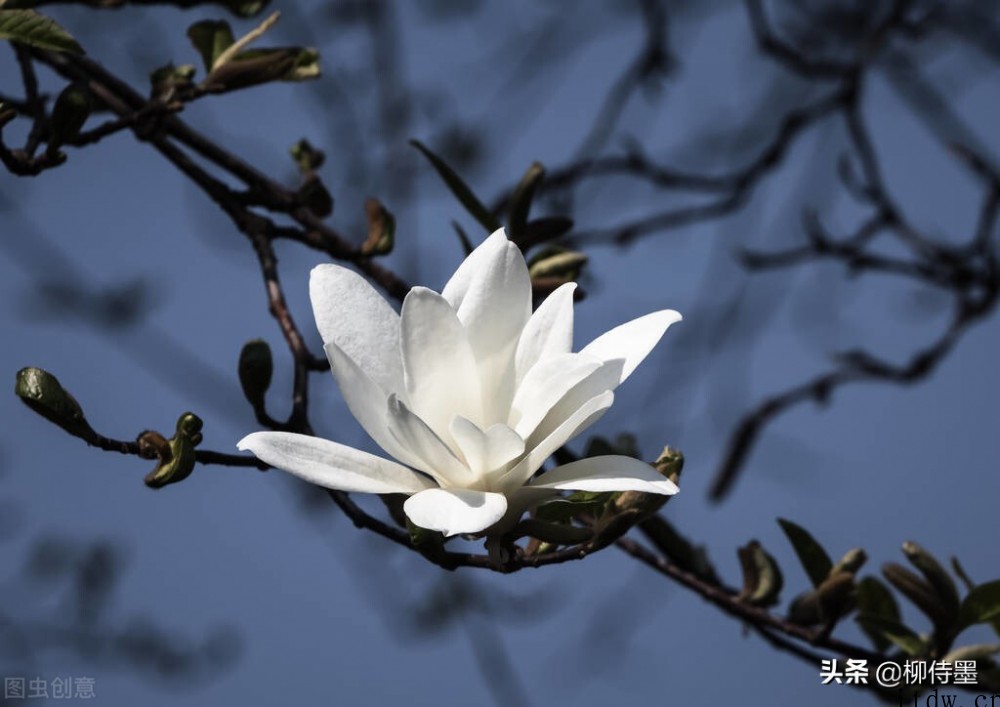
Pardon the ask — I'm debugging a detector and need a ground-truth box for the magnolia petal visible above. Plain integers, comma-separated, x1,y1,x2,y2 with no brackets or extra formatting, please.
530,455,680,495
401,287,483,432
386,395,473,486
310,264,404,395
237,431,434,494
323,342,416,466
527,358,624,449
499,390,615,490
514,282,576,386
580,309,682,385
441,228,531,373
403,488,508,537
441,229,506,306
473,342,520,428
449,416,525,477
510,352,603,438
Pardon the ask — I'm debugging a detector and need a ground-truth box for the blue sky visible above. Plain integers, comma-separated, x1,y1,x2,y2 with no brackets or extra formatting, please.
2,2,999,705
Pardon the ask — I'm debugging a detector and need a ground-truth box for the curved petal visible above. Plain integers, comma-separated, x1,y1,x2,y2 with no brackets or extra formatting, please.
498,390,615,491
580,309,682,385
514,282,576,386
530,455,679,495
237,431,435,494
509,352,603,438
527,358,624,449
323,342,415,466
441,229,531,370
310,264,403,395
449,416,525,477
401,287,483,432
403,488,508,537
386,395,474,487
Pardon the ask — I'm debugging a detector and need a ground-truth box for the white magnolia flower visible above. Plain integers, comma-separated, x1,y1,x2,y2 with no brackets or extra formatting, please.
238,228,681,537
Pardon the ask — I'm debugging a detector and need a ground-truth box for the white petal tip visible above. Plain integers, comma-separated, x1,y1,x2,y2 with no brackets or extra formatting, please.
403,488,508,536
657,309,683,325
236,433,259,452
646,479,681,495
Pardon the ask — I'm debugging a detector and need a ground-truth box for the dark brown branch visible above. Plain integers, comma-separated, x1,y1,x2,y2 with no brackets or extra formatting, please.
615,534,883,663
76,422,268,470
13,45,46,156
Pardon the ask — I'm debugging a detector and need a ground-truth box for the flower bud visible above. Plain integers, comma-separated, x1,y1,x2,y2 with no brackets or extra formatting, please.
289,138,325,173
47,84,90,153
653,446,684,483
788,571,855,625
298,175,333,218
507,161,545,238
737,540,783,607
143,412,203,489
883,561,952,630
527,246,588,282
831,548,867,576
238,339,273,410
361,198,395,256
903,540,960,619
15,367,95,440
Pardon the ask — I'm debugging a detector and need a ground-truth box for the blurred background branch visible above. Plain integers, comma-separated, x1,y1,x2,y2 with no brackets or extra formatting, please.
3,1,1000,704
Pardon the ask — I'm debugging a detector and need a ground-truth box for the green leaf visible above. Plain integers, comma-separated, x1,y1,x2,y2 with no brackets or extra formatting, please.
149,63,196,98
513,518,592,545
855,615,926,656
566,490,613,505
857,576,901,651
410,139,500,233
187,20,234,73
0,10,83,54
520,216,573,245
951,560,1000,638
952,556,976,594
274,46,319,81
534,493,609,524
958,580,1000,632
639,515,718,584
777,517,834,588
